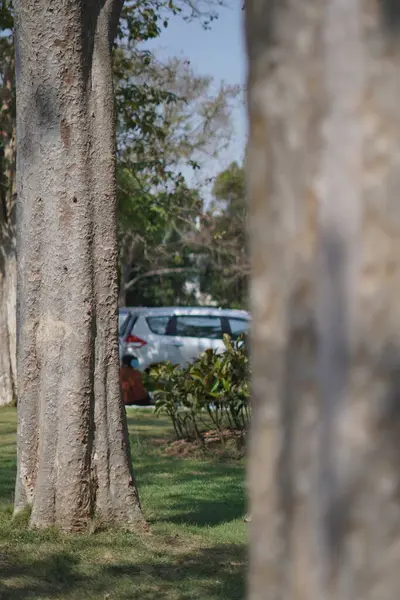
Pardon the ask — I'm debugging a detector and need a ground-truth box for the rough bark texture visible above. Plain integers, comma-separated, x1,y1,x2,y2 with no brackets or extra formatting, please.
246,0,400,598
14,0,144,531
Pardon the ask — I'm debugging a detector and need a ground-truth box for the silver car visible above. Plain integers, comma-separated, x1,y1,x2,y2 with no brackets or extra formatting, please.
118,306,249,371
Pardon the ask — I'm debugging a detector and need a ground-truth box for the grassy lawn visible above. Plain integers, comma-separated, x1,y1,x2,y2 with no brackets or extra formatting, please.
0,406,246,600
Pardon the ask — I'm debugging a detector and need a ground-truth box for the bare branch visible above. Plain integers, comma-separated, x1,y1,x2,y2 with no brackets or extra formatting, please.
124,266,199,291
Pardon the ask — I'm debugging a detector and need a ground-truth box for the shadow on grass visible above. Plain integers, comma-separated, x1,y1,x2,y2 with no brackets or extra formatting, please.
103,544,246,599
0,543,245,600
155,495,245,527
135,453,245,527
150,470,244,527
0,550,82,599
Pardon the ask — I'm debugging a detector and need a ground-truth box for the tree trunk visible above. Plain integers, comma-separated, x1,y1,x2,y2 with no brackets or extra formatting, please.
246,1,400,598
118,263,130,307
0,51,17,407
0,226,16,407
13,0,144,532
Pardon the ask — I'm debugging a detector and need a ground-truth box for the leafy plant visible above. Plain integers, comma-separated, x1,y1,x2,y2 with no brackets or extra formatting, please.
149,335,250,444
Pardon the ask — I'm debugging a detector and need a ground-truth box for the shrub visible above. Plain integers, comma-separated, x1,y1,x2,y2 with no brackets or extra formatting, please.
148,335,250,443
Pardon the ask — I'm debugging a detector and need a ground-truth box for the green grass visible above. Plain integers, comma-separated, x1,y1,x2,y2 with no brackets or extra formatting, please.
0,406,246,600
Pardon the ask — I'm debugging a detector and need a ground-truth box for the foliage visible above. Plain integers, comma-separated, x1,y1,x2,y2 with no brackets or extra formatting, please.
115,53,240,306
118,176,202,306
197,161,248,309
115,53,238,185
149,334,250,442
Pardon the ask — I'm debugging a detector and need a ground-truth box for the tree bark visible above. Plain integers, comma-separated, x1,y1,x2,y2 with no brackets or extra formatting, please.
13,0,144,532
246,0,400,598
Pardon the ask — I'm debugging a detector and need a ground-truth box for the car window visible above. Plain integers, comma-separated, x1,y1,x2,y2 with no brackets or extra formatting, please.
125,316,138,335
175,316,223,339
147,316,171,335
118,313,129,336
228,318,249,339
121,315,138,337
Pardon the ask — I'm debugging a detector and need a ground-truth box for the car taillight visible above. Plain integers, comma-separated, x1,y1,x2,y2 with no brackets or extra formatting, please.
125,335,147,348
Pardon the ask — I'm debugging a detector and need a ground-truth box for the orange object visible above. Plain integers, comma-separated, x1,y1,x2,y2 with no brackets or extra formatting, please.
120,366,150,406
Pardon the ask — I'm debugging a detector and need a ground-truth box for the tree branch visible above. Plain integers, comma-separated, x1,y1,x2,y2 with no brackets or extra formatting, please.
107,0,125,47
125,267,199,291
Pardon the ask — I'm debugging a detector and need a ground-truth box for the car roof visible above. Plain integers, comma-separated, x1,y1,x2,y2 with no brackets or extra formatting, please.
119,306,249,319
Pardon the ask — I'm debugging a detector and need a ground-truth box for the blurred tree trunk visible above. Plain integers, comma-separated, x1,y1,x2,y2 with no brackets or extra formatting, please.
245,0,400,598
13,0,144,532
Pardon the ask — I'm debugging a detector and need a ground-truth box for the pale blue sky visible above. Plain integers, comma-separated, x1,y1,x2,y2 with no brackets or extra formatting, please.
145,3,247,190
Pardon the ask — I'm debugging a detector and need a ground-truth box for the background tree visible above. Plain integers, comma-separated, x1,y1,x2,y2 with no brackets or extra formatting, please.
197,161,248,308
0,1,16,407
118,178,201,306
246,0,400,598
116,55,239,306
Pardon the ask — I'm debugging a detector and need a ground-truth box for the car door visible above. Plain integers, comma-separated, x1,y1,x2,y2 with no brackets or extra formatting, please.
169,314,225,367
142,314,181,367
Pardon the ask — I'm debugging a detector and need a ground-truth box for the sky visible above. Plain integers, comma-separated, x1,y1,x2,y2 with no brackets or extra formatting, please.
144,2,247,192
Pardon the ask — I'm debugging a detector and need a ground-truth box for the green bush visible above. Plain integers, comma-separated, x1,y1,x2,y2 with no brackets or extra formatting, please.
148,335,250,443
